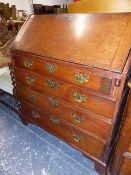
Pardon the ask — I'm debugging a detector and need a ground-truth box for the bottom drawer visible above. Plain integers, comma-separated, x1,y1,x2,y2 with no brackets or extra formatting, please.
119,154,131,175
16,84,111,142
20,101,106,160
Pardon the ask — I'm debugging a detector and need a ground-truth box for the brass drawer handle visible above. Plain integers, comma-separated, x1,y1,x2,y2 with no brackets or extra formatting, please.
128,79,131,89
74,72,89,83
32,111,40,119
45,63,57,73
50,116,60,125
24,59,32,68
73,114,85,123
72,133,83,143
73,92,87,103
49,97,59,107
46,80,58,89
28,94,37,103
26,75,35,84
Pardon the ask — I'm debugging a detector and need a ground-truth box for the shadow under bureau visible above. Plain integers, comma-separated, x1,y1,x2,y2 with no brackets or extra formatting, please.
10,13,131,175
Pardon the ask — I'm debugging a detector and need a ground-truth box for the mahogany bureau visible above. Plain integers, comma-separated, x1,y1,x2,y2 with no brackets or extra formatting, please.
10,14,131,175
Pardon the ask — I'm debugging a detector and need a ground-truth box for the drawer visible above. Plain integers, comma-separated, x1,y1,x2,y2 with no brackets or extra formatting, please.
14,69,116,118
119,154,131,175
12,52,113,95
19,98,111,142
127,141,131,154
20,102,106,160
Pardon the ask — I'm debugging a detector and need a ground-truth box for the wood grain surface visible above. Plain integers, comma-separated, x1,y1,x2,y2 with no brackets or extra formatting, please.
14,80,116,119
12,52,113,95
20,100,106,160
11,13,131,73
11,13,131,175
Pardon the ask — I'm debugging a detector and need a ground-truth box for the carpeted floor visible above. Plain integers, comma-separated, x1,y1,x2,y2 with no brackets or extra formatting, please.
0,94,99,175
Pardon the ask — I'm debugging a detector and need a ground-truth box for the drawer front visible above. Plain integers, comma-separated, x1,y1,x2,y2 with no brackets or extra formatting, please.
127,141,131,153
19,98,110,142
119,155,131,175
12,52,113,95
20,101,106,160
14,69,115,118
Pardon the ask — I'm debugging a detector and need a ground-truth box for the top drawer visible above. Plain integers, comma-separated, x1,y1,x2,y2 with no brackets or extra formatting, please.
12,52,113,95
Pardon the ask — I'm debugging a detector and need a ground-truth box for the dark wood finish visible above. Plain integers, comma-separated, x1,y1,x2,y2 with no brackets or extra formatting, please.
20,100,106,160
33,4,43,15
11,14,131,73
14,69,116,118
119,156,131,175
33,4,60,15
12,53,114,95
10,14,131,175
127,143,131,153
15,83,114,121
19,94,111,142
111,87,131,175
33,4,64,15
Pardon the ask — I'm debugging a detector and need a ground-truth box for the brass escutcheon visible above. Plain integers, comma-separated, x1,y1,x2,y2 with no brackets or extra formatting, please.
26,75,35,84
49,97,58,107
66,15,75,22
32,111,40,119
45,63,57,73
73,92,87,103
24,59,32,68
50,116,60,125
28,94,37,103
74,72,89,83
73,114,85,123
46,80,58,89
72,133,83,143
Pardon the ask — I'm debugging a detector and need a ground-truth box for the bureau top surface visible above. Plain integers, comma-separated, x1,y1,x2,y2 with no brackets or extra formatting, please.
12,13,131,73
